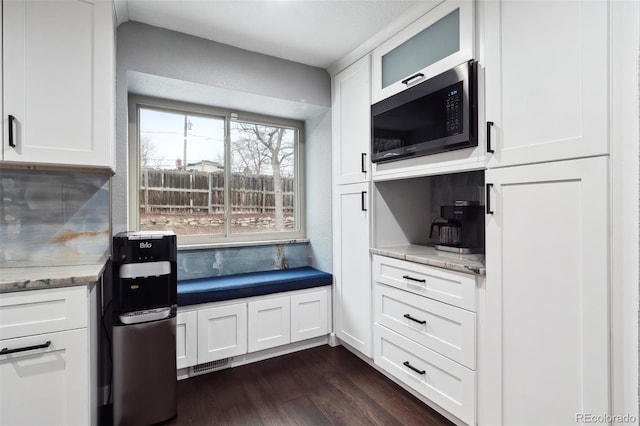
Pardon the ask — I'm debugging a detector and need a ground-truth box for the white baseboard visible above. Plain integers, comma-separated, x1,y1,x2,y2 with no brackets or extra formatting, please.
177,335,329,381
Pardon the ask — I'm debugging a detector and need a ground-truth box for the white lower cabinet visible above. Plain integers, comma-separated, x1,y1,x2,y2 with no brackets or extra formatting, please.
177,286,331,370
248,296,290,352
372,255,477,425
0,286,91,426
176,310,197,369
333,182,372,357
484,156,609,425
198,303,247,363
290,289,329,343
0,329,89,426
374,325,476,426
374,283,476,369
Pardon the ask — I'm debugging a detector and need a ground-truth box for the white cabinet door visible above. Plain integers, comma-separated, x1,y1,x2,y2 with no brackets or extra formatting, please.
333,182,372,356
3,0,114,168
332,55,370,186
197,303,247,363
484,0,608,168
248,295,290,352
372,0,474,103
176,310,197,369
290,288,329,343
484,157,609,425
0,328,89,426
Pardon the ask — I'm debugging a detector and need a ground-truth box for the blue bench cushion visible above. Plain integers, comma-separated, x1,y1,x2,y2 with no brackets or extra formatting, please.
177,267,333,306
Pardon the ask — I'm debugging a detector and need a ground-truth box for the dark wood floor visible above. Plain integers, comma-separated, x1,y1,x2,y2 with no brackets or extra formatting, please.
163,345,453,426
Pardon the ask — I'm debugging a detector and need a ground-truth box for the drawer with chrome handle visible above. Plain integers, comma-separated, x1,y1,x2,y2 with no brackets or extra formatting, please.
372,255,476,311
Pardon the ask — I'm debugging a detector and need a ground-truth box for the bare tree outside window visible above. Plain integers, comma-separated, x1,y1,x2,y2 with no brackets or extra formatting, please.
231,122,296,232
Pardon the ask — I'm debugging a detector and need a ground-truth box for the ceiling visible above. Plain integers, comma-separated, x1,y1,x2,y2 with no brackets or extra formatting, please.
115,0,427,70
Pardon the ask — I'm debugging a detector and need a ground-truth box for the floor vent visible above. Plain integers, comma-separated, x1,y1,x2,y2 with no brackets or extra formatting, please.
190,358,230,376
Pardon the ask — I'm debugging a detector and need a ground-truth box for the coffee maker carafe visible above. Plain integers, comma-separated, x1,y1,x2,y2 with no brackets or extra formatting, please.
433,201,485,254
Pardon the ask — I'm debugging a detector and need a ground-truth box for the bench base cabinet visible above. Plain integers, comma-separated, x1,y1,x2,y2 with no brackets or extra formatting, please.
177,286,331,371
176,311,197,370
198,303,248,363
374,324,476,425
248,296,290,352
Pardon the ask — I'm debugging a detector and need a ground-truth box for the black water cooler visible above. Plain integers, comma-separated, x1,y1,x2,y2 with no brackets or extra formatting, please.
112,231,178,426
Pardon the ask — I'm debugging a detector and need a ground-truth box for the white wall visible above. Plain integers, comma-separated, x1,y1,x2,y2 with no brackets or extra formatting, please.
113,22,332,272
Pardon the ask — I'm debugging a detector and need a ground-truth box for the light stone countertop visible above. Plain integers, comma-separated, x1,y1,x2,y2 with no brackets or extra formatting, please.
0,257,109,293
370,244,486,275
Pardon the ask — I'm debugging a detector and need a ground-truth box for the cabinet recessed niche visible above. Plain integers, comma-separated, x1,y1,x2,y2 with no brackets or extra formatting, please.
373,170,484,248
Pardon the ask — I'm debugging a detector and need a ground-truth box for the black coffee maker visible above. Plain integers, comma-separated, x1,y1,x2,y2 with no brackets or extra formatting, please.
432,201,485,254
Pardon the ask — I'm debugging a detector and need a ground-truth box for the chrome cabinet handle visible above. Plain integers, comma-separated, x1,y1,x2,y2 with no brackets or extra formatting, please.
403,361,425,375
403,314,426,325
0,341,51,355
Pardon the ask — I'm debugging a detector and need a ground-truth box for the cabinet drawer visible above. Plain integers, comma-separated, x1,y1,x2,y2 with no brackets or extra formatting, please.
372,255,476,311
374,324,475,425
0,328,89,425
0,286,87,340
374,283,476,369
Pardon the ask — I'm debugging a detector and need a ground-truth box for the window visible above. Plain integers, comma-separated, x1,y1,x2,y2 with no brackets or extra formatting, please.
128,96,304,246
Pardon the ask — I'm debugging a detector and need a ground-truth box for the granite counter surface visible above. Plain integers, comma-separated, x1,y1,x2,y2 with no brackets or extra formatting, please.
0,257,109,293
371,244,485,275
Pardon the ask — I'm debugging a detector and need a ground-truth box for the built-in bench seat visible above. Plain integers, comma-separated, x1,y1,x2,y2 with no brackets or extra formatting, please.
177,266,333,306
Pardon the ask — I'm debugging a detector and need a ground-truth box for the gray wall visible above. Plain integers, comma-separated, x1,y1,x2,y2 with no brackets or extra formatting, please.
305,110,333,272
113,21,332,271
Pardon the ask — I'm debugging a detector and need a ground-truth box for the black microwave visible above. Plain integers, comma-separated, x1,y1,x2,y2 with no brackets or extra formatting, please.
371,60,477,163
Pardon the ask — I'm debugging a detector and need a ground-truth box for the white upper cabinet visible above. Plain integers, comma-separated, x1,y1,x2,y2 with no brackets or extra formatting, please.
483,0,609,168
2,0,114,169
332,55,371,186
372,0,474,104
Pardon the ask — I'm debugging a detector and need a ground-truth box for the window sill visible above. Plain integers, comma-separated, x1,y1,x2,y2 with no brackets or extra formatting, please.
177,238,310,251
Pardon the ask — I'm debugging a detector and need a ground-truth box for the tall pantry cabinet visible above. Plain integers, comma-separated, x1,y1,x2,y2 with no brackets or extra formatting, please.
331,56,372,357
482,1,611,424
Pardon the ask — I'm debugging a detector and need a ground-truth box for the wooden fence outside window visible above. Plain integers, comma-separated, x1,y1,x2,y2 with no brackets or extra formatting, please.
139,169,294,215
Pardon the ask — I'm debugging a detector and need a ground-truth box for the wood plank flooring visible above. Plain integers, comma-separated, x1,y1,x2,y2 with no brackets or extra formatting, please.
163,345,453,426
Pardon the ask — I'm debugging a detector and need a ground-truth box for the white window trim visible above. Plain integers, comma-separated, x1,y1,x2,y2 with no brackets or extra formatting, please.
128,95,306,248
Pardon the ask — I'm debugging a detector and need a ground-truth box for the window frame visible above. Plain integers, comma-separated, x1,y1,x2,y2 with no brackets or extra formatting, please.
128,95,306,248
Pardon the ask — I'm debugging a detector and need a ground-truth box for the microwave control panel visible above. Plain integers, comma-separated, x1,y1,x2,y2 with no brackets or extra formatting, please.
445,81,463,136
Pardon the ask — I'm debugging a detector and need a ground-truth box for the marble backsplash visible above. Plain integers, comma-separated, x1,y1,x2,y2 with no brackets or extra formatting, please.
177,242,310,281
0,169,111,265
